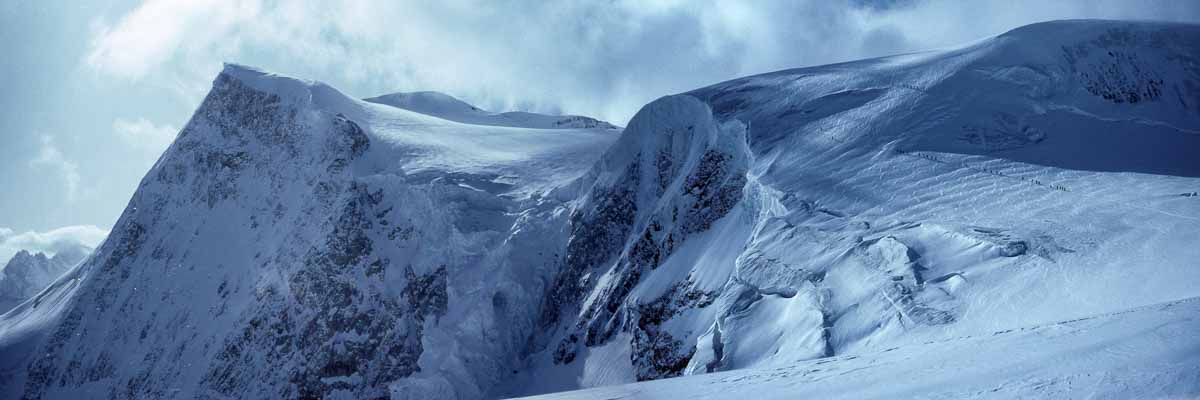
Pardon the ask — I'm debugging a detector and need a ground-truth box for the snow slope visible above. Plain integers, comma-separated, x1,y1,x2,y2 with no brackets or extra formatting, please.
503,19,1200,397
365,91,619,130
517,296,1200,400
0,19,1198,400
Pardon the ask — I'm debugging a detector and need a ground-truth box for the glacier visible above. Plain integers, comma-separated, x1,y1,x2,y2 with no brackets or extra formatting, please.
0,19,1198,400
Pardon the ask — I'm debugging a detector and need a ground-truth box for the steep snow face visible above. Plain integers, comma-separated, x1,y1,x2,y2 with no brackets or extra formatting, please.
366,91,619,130
0,248,89,314
503,19,1200,397
0,64,618,400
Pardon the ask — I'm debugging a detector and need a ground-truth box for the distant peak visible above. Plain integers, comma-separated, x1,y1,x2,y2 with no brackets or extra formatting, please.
3,250,49,274
391,91,479,106
365,91,618,130
365,91,485,115
8,250,37,263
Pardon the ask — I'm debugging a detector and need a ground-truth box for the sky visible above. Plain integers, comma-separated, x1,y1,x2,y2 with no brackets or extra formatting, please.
1,0,1198,264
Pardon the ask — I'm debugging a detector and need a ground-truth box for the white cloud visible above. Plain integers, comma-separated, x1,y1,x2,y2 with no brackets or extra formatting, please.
85,0,260,80
30,135,81,202
0,225,108,266
83,0,1200,124
114,117,179,166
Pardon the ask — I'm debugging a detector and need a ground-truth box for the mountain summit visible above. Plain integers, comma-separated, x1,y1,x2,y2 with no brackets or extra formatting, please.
1,19,1197,400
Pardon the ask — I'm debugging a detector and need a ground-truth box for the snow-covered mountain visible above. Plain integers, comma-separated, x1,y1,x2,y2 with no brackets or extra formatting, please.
0,63,620,400
0,19,1198,400
0,247,89,314
365,91,619,130
502,18,1200,397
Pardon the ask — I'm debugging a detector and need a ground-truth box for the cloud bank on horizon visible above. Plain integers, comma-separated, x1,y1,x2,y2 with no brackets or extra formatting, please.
85,0,1200,125
0,225,108,266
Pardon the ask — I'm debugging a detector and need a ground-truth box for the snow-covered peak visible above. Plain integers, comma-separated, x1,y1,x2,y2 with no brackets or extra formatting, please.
217,63,365,119
366,91,484,116
365,90,619,130
218,63,318,101
1,251,51,276
995,18,1194,43
0,58,623,399
0,247,88,288
0,245,90,315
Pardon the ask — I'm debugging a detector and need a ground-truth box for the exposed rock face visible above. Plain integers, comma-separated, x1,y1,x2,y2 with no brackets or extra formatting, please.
540,95,750,379
202,183,440,400
1060,27,1188,105
629,282,718,381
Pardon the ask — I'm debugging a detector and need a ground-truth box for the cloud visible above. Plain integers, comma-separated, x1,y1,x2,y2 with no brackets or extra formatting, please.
30,135,81,202
0,225,108,266
113,117,179,166
83,0,1200,124
85,0,260,80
